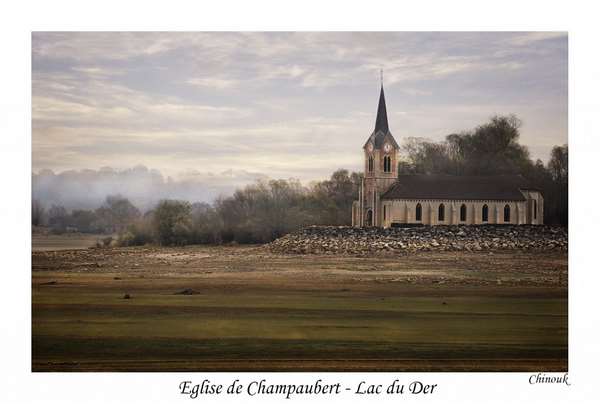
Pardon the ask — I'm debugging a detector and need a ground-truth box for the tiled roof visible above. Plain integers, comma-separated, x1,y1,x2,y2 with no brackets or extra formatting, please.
381,174,536,201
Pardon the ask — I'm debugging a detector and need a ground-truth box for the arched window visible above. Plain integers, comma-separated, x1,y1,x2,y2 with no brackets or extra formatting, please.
383,205,387,221
368,156,373,172
438,203,445,222
504,204,511,222
533,199,537,220
482,204,488,222
415,203,422,221
383,156,391,172
460,204,467,222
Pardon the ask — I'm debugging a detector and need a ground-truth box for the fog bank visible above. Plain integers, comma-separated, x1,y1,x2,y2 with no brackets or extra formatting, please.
32,165,269,212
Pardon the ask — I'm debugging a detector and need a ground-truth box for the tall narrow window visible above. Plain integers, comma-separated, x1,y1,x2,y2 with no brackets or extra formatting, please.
482,204,489,222
415,203,422,221
460,204,467,222
368,156,373,172
438,203,445,221
383,205,387,221
383,156,391,172
533,199,537,220
504,204,511,222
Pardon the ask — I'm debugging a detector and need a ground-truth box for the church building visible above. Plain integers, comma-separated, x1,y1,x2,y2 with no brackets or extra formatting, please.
351,85,544,227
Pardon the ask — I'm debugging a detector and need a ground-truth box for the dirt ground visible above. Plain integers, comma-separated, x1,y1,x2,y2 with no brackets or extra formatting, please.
31,233,103,251
31,243,568,372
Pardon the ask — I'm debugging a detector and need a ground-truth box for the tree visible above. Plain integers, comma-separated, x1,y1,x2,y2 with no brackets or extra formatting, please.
32,199,46,226
402,137,455,174
216,179,312,243
548,144,568,183
308,169,361,225
95,195,140,233
69,209,99,233
547,145,568,225
191,202,223,244
47,205,68,232
153,200,193,246
444,115,531,175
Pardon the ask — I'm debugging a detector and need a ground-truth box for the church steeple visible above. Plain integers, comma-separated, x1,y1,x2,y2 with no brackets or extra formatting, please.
374,85,389,133
363,78,398,151
356,78,400,228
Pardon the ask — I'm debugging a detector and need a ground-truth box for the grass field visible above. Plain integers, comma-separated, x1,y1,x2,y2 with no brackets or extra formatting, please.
32,244,567,371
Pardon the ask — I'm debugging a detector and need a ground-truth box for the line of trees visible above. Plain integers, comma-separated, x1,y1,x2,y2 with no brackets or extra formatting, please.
118,172,363,246
32,195,141,234
32,169,363,245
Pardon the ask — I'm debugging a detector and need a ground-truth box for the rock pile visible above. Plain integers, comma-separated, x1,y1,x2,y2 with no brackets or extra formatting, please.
267,225,567,255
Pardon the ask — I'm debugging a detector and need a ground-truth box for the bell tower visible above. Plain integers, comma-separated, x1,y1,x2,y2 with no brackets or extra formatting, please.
359,81,399,227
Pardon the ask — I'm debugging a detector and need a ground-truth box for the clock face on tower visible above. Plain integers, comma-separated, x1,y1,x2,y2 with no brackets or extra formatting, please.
367,143,374,152
384,143,392,153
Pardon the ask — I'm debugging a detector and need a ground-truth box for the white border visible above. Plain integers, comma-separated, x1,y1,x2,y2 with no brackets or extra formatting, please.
2,0,600,403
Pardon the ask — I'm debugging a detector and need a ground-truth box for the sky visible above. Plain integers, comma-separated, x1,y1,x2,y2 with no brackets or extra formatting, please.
32,32,568,189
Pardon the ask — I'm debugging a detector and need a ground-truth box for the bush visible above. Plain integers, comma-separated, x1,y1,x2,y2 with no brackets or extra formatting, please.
118,217,155,246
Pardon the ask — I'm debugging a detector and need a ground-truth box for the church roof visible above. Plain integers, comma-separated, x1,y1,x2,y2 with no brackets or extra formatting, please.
363,85,399,150
381,174,537,201
375,85,389,133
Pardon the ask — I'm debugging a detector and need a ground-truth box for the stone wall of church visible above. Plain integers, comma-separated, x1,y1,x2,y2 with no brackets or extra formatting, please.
520,190,544,225
354,193,544,227
380,199,535,227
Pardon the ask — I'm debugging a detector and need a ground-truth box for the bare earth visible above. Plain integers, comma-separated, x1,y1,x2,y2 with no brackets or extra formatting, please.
31,233,102,251
32,242,568,372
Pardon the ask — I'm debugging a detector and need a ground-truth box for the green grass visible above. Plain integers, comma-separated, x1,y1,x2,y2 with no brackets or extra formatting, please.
32,286,567,366
31,247,568,371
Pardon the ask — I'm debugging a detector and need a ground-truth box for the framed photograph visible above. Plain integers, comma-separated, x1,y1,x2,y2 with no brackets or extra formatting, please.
10,1,600,401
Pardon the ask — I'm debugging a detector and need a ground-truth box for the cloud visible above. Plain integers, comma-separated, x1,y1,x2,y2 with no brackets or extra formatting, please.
71,66,126,77
505,32,567,46
32,32,202,61
33,74,254,131
186,77,239,90
32,32,568,184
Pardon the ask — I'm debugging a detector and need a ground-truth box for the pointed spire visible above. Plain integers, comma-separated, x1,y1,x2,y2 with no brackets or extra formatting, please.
374,84,389,133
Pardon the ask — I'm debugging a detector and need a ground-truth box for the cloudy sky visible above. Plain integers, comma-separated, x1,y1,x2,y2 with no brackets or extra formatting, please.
32,32,567,185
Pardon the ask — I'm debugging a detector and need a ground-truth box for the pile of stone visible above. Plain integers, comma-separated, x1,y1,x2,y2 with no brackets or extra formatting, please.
267,225,568,255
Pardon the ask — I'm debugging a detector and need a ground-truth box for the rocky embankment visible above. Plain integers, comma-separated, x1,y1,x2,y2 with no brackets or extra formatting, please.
268,225,568,255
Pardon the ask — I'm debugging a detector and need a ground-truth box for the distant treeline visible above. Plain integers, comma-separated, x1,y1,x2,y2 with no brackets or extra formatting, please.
31,170,362,245
31,115,567,246
32,195,141,235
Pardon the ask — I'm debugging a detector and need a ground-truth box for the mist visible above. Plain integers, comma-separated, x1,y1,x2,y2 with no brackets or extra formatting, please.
32,165,269,212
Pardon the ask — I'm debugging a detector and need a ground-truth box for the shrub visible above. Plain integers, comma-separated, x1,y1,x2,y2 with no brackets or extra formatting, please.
118,217,155,246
